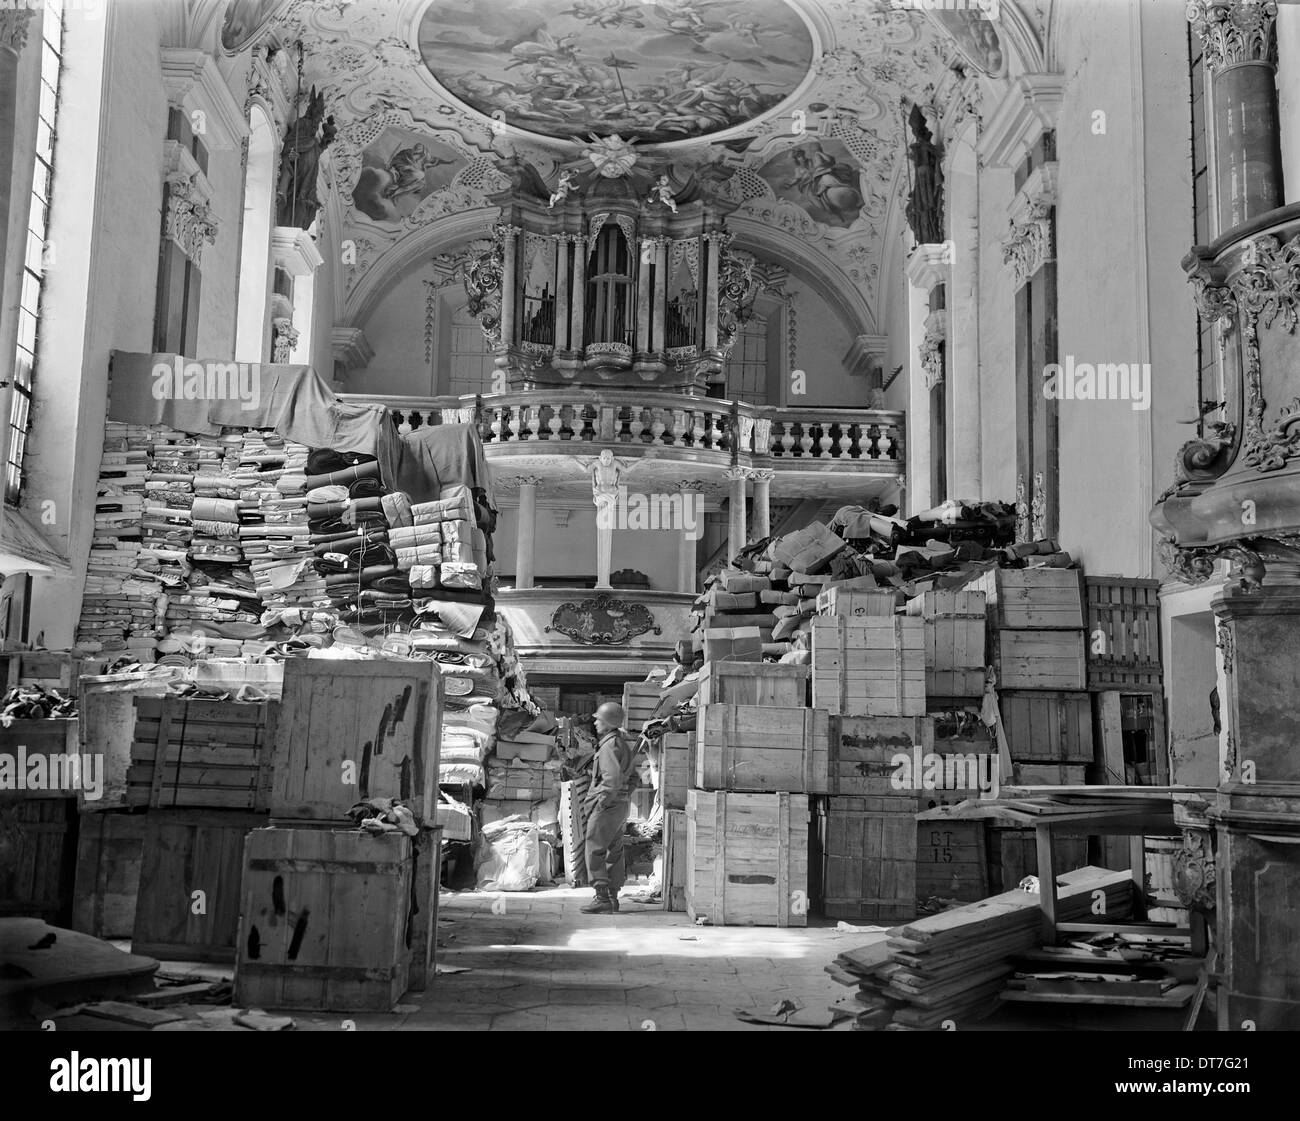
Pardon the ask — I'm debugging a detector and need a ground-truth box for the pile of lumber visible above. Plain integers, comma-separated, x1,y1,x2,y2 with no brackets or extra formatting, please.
829,867,1134,1030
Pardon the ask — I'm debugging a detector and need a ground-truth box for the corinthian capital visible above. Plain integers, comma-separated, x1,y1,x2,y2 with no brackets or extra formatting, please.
1188,0,1278,72
0,9,36,55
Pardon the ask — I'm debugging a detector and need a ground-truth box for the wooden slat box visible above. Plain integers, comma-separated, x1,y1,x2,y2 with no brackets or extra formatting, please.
999,690,1094,763
986,826,1088,894
0,798,77,925
914,817,988,903
272,660,442,823
622,681,664,733
686,790,809,928
697,661,808,707
815,588,898,618
811,616,925,717
814,796,917,921
696,704,829,794
234,828,412,1012
132,808,266,962
658,732,693,810
993,629,1087,691
71,810,146,939
905,590,987,698
661,808,687,912
0,719,79,802
969,567,1085,629
829,715,934,797
1085,576,1162,691
559,777,590,887
129,698,275,810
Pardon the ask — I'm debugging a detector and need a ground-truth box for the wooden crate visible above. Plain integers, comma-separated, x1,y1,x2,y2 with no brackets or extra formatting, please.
905,590,987,698
658,732,693,811
815,588,897,618
661,808,687,912
131,808,266,962
272,661,442,823
993,629,1087,691
71,810,146,938
814,796,917,921
1011,762,1089,786
987,826,1088,894
829,715,935,797
695,704,829,794
1000,690,1093,763
622,681,663,732
969,567,1085,629
0,798,78,925
559,777,590,886
1086,577,1162,691
915,817,988,902
0,719,79,801
697,661,808,707
128,697,275,810
811,615,925,717
234,828,412,1012
686,790,809,928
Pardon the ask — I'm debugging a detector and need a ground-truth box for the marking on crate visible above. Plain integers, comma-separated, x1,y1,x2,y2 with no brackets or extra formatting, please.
288,911,309,960
271,875,285,919
728,874,775,885
399,756,412,801
359,743,372,797
375,702,394,758
246,925,261,959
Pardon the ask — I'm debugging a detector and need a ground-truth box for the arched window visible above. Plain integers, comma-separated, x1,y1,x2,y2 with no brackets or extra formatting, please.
584,225,633,348
234,105,275,361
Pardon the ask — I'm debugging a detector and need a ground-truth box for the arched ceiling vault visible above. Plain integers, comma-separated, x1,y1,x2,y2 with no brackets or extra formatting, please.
218,0,1049,338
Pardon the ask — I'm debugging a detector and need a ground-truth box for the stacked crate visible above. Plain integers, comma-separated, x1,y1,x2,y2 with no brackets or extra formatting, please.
233,660,444,1012
685,662,813,927
905,589,987,701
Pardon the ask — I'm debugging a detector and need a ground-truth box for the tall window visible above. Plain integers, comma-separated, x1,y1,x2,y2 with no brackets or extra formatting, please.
6,0,64,504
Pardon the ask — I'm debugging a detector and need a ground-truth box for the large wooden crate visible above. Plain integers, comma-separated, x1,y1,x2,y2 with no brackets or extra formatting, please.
993,629,1087,690
0,719,79,801
814,796,917,921
811,615,925,717
272,661,442,823
71,810,146,938
987,826,1089,894
0,798,78,925
234,828,412,1012
905,590,987,698
686,790,809,928
1000,690,1093,763
622,681,663,732
969,567,1085,629
128,697,276,810
697,661,808,707
1086,577,1161,691
657,732,693,811
815,588,898,618
131,808,266,962
695,704,829,794
829,715,934,797
661,808,687,912
914,816,989,902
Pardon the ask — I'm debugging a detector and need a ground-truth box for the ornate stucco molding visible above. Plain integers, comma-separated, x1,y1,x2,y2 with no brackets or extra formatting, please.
0,9,36,55
1003,163,1058,289
1187,0,1278,73
920,312,945,390
271,317,299,363
164,172,219,267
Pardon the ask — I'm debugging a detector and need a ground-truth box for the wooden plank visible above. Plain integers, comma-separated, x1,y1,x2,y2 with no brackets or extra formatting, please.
657,733,693,811
0,720,81,803
1085,577,1162,690
662,809,687,912
0,799,78,925
71,810,145,939
994,630,1087,691
622,682,663,732
818,797,917,920
695,704,829,794
1000,691,1093,763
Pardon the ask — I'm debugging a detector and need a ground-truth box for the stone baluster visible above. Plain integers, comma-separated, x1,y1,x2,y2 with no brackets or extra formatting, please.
649,407,667,445
837,423,855,458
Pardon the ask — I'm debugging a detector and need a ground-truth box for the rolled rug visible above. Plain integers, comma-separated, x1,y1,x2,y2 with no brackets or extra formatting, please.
306,449,376,477
322,564,399,588
348,476,385,499
345,541,397,569
371,574,413,595
306,484,350,504
303,459,381,491
310,528,388,547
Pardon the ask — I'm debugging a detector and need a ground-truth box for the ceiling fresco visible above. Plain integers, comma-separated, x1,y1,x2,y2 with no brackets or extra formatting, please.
414,0,816,145
242,0,1024,325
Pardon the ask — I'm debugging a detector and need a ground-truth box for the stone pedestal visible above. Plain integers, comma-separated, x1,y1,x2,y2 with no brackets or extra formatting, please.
1211,582,1300,1030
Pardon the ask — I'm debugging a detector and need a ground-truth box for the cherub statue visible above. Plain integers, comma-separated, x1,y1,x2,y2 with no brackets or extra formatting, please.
548,169,576,209
648,172,678,214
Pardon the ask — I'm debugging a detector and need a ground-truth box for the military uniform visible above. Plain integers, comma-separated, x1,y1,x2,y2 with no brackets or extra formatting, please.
584,726,635,896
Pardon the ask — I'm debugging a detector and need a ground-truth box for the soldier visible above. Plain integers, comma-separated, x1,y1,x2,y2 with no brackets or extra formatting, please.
580,701,638,914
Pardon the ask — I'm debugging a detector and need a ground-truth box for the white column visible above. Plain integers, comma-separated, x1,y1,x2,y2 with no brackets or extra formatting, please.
594,513,613,590
704,234,720,351
636,238,652,352
570,234,586,352
553,236,568,352
750,469,774,542
515,476,538,590
724,467,748,561
500,226,518,346
904,245,951,515
677,481,704,593
652,237,668,354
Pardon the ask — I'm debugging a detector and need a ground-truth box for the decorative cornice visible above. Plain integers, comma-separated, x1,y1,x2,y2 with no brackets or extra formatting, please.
331,327,373,373
1188,0,1278,73
844,334,889,379
159,48,250,152
163,173,219,267
748,469,776,483
271,226,324,276
905,243,951,293
677,480,707,493
723,467,750,483
0,9,36,55
977,73,1064,170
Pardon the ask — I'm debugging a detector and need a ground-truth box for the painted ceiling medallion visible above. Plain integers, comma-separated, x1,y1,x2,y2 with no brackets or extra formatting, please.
415,0,815,145
220,0,290,55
